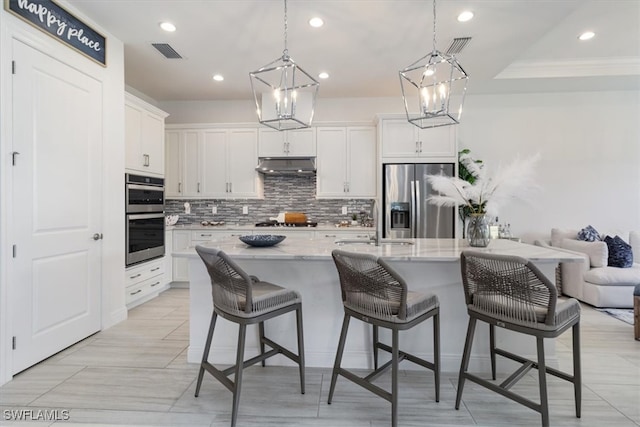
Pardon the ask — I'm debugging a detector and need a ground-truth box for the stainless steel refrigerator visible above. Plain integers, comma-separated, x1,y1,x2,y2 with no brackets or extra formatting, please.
383,163,455,239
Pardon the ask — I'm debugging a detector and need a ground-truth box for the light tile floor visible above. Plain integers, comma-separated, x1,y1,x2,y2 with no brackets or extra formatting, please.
1,288,638,426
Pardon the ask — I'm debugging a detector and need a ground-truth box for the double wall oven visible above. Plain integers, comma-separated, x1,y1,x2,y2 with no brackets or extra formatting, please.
126,173,165,266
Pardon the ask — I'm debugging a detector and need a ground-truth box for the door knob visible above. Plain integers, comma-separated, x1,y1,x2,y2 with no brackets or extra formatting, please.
92,233,103,240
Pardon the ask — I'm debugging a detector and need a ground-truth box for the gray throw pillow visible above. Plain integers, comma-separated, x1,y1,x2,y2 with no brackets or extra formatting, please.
577,225,601,242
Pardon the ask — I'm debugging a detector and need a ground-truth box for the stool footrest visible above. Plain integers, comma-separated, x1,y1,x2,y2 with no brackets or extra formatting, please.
377,342,437,372
338,367,392,403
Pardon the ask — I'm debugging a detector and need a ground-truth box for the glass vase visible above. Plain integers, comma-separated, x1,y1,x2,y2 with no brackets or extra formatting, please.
466,214,490,247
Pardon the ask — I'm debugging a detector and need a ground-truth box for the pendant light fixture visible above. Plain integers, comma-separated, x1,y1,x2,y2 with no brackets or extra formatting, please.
399,0,469,129
250,0,319,131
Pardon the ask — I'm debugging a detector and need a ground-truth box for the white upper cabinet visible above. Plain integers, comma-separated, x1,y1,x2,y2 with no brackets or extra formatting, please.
316,126,376,198
380,118,456,160
258,128,316,157
125,93,169,176
165,127,263,199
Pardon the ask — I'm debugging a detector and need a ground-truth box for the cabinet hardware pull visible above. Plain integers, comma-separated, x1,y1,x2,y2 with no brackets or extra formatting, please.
143,154,150,167
325,234,336,237
229,183,232,193
92,233,103,241
150,267,160,272
415,141,419,153
200,234,212,237
150,281,160,287
11,151,20,166
419,141,423,153
129,273,142,279
178,182,182,193
197,182,201,193
130,289,142,295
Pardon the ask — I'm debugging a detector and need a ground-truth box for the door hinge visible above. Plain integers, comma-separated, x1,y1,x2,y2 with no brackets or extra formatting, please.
12,336,16,350
12,244,17,258
12,60,15,75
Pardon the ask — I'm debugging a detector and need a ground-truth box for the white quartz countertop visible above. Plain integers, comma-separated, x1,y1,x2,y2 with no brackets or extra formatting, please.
173,235,584,263
168,224,374,232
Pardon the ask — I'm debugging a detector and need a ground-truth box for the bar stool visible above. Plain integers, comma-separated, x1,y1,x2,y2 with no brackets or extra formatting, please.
194,245,305,427
329,249,440,427
457,251,581,427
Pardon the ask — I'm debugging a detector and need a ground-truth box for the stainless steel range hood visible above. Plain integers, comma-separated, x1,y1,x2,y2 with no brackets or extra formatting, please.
255,157,316,175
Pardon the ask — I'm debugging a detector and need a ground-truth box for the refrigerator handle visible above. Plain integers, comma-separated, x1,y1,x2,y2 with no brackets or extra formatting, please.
410,180,417,239
415,179,422,238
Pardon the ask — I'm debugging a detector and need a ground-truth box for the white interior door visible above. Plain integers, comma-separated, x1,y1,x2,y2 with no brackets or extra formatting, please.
11,39,102,374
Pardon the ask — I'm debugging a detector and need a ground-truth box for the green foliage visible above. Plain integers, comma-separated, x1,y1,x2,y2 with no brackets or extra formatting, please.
457,149,484,233
458,148,482,184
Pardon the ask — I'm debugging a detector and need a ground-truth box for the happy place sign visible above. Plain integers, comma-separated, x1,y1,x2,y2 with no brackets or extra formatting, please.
5,0,106,66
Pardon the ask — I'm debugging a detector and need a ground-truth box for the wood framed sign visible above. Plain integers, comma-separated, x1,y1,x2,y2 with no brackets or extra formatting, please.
5,0,107,66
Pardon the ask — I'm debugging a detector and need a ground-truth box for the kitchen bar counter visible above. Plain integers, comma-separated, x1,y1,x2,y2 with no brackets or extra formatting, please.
177,236,583,373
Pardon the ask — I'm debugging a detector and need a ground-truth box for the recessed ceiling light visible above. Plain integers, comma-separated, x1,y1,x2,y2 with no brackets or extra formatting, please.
457,11,474,22
309,17,324,28
212,74,224,82
160,22,176,32
318,72,329,79
578,31,595,41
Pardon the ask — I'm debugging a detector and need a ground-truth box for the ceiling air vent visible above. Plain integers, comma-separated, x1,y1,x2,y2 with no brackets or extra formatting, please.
152,43,182,59
446,37,472,55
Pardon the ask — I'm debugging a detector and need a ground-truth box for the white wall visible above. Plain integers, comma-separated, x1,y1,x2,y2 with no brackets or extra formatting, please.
0,1,126,385
160,90,640,243
457,91,640,242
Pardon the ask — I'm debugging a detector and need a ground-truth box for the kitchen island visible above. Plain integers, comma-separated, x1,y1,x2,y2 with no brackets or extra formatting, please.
175,236,583,373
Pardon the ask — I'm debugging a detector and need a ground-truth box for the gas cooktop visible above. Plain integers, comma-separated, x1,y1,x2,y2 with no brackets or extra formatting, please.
255,221,318,228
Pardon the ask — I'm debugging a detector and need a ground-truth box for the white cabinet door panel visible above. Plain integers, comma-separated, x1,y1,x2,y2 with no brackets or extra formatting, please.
316,127,347,197
165,131,182,197
228,129,260,197
201,130,228,197
142,113,165,175
347,127,376,197
183,131,200,196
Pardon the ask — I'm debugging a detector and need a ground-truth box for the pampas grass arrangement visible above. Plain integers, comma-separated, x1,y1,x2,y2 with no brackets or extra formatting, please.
427,152,541,218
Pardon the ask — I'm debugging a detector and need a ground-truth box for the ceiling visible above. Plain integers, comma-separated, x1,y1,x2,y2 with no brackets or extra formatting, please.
65,0,640,102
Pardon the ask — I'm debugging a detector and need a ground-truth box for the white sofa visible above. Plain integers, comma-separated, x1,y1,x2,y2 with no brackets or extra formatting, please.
538,229,640,308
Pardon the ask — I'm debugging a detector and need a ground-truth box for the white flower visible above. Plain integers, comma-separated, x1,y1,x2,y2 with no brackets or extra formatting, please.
427,154,541,217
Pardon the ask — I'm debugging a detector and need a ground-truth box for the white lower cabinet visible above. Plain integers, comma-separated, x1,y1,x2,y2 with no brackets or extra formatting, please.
125,258,168,309
172,230,191,282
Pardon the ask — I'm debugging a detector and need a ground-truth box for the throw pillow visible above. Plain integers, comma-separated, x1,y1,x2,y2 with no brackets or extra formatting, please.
560,238,608,268
577,225,601,242
604,235,634,268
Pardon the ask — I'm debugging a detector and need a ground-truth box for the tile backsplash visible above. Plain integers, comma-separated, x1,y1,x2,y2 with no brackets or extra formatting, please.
165,174,373,225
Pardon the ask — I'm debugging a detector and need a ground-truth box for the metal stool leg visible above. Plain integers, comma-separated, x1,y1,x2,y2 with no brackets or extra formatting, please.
296,306,306,394
536,336,549,427
573,322,582,418
391,328,399,427
328,313,351,404
455,316,477,410
230,324,247,427
490,323,497,380
195,311,217,397
372,325,379,370
259,321,266,367
433,311,441,402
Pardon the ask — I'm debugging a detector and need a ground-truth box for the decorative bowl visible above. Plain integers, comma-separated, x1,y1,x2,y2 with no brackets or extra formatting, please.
239,234,286,247
165,215,179,226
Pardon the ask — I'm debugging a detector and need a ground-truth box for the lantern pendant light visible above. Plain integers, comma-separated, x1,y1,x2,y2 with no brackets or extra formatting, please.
399,0,469,129
250,0,319,131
